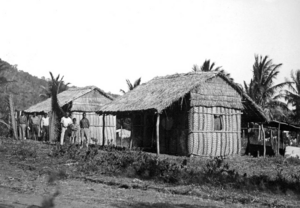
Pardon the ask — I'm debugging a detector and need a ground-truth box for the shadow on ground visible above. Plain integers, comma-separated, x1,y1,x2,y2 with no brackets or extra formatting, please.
112,202,220,208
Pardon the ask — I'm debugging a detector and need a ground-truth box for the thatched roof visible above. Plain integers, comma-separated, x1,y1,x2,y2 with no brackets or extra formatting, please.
25,86,113,113
99,72,268,122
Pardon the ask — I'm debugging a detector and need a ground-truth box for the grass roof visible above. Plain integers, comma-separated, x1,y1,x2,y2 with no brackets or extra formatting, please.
25,86,113,113
99,72,268,122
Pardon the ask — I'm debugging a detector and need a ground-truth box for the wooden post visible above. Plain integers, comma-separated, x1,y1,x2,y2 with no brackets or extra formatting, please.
270,129,273,153
277,123,280,156
247,123,250,144
130,115,134,150
156,113,160,155
262,124,266,158
9,94,18,140
120,122,123,147
102,114,105,146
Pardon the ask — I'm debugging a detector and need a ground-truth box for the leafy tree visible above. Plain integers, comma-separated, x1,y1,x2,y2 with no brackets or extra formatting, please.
282,70,300,123
0,60,48,110
118,78,142,131
243,55,288,120
120,77,141,94
0,59,18,138
192,60,222,72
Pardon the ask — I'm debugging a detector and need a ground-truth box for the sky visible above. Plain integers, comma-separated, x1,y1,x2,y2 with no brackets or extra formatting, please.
0,0,299,94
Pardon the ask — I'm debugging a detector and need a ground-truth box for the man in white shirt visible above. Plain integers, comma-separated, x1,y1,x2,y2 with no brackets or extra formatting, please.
60,112,72,145
41,113,50,142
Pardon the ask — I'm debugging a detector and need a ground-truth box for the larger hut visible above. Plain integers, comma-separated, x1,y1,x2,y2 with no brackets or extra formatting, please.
98,72,267,157
25,86,116,145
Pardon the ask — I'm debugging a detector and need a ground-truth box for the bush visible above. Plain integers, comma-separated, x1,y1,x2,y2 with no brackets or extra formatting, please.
48,143,300,194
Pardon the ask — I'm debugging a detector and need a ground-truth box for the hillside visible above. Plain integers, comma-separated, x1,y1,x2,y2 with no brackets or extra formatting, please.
0,59,120,111
0,60,49,110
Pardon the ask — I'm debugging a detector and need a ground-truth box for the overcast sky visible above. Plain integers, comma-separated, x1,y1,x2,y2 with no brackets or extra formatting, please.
0,0,299,94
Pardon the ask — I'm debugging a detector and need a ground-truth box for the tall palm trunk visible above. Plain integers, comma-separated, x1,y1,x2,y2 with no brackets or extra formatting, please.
8,94,18,139
48,72,65,143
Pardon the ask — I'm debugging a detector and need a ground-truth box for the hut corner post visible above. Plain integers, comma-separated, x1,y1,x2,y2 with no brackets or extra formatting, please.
102,114,105,146
156,113,160,155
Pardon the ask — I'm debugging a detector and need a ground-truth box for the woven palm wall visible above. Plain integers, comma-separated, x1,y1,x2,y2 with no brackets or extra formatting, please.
187,106,241,156
72,112,116,145
187,76,242,157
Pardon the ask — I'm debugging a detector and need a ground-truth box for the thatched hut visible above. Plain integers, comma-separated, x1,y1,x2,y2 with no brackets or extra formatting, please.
98,72,267,157
25,86,116,145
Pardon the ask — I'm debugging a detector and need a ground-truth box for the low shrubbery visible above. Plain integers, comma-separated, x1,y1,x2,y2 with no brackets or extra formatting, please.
48,143,300,195
3,140,300,196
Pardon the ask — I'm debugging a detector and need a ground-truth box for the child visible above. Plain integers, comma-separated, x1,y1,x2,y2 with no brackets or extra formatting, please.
69,118,80,144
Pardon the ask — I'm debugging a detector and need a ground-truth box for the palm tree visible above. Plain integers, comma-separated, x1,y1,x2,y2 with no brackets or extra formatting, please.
192,60,222,72
282,70,300,123
243,55,288,120
120,77,141,94
39,79,69,98
48,72,67,143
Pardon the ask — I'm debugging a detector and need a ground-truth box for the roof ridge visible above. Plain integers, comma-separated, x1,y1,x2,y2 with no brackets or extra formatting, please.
152,71,217,81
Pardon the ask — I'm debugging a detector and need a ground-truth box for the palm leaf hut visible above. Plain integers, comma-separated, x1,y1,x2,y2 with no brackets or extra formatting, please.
25,86,116,145
98,72,267,157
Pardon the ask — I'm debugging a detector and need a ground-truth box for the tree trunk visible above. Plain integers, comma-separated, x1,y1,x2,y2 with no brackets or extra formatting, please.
9,94,18,140
49,111,58,143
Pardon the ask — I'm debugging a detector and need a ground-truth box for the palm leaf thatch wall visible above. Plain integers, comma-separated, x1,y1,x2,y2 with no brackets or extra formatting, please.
99,72,267,157
25,86,116,144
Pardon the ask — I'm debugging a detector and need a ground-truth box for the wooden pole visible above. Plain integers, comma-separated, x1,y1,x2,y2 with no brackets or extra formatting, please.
262,124,266,158
9,94,18,140
120,122,123,147
102,114,105,146
247,123,250,144
277,123,280,156
130,115,134,150
156,113,160,155
270,129,273,153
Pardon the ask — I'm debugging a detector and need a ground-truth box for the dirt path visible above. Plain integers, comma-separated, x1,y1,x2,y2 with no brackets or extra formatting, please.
0,158,244,208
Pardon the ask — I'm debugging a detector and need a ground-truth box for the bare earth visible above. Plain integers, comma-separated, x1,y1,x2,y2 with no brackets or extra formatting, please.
0,155,248,208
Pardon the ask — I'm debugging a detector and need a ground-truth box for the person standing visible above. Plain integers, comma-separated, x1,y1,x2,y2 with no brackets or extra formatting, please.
30,113,40,140
41,113,50,142
80,112,90,148
18,111,27,140
60,112,72,145
69,118,80,144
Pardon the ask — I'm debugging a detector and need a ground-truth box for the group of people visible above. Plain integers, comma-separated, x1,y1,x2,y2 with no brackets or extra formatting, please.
18,112,50,141
18,111,91,147
60,112,91,147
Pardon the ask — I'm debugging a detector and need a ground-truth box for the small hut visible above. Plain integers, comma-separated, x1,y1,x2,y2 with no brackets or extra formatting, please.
98,72,267,157
25,86,116,145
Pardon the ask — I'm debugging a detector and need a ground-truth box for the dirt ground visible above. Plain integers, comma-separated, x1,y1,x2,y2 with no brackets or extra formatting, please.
0,157,244,208
0,140,299,208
